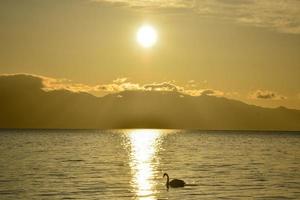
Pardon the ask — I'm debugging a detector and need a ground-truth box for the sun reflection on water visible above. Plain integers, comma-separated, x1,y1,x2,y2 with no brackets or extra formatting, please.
126,129,163,200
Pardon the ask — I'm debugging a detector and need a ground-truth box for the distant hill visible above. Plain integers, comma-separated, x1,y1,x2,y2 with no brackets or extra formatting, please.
1,74,300,130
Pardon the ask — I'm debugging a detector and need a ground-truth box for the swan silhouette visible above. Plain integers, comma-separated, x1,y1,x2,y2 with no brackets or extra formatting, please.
163,173,185,188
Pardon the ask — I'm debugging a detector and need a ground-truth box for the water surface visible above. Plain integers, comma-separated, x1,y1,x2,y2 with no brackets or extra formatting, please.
0,129,299,199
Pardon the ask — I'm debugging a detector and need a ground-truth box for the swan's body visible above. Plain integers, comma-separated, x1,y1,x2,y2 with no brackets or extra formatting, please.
163,173,185,188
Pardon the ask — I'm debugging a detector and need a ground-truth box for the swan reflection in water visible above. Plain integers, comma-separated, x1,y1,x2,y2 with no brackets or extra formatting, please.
125,129,163,200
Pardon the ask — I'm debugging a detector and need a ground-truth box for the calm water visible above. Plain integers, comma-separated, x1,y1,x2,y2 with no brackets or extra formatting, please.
0,129,300,200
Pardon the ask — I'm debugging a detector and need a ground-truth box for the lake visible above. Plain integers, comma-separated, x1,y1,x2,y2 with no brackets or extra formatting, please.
0,129,300,199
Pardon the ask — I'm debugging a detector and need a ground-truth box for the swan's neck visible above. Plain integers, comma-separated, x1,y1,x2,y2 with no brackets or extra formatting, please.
165,175,169,186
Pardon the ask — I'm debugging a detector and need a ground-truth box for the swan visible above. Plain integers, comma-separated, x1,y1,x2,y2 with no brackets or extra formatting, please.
163,173,185,188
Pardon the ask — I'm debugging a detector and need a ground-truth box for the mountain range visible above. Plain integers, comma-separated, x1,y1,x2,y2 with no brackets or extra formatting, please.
1,74,299,130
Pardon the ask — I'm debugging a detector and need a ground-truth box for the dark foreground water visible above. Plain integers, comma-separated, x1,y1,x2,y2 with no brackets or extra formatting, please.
0,129,300,200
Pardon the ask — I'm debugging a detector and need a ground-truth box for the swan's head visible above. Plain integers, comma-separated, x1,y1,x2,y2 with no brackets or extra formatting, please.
163,173,168,178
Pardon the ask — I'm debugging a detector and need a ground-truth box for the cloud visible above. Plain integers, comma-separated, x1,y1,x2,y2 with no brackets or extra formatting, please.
92,0,194,10
144,82,181,92
93,0,300,34
185,80,197,88
41,77,100,93
0,73,100,94
250,90,287,100
200,89,224,97
97,82,143,93
0,73,229,99
103,81,225,97
113,77,128,84
98,81,186,95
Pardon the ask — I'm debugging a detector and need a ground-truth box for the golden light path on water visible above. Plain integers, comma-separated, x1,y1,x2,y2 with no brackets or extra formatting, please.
126,129,163,200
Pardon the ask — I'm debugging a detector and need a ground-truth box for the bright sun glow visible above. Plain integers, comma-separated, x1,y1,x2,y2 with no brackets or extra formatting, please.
137,25,157,48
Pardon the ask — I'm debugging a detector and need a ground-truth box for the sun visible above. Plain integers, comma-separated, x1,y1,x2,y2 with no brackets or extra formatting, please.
137,25,157,48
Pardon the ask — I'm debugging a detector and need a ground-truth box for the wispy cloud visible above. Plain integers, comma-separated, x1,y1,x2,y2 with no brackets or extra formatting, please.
91,0,194,10
144,82,181,92
200,89,224,97
0,73,100,94
113,77,128,84
38,76,100,93
249,89,287,100
0,73,227,98
4,74,293,103
93,0,300,34
97,81,143,92
98,80,225,97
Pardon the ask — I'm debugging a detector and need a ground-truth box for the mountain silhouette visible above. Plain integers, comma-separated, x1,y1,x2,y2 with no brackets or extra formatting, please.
1,74,300,130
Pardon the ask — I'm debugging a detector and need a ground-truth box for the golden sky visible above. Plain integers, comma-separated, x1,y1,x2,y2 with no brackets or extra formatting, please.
0,0,300,109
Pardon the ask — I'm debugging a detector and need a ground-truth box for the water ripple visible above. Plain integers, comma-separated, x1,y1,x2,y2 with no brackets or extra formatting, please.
0,129,299,199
